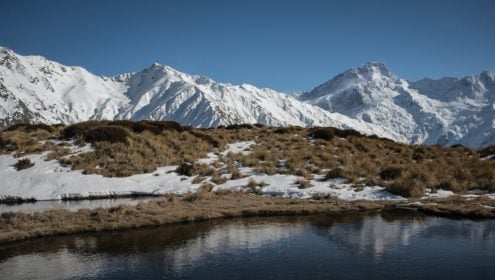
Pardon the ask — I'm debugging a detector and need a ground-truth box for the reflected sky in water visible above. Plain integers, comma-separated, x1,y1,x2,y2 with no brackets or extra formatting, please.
1,211,494,279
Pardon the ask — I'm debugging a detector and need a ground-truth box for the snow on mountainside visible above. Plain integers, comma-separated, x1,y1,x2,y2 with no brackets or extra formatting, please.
300,62,495,147
0,47,389,138
1,47,494,147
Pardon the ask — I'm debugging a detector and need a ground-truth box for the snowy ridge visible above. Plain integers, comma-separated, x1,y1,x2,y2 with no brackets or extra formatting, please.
300,62,495,147
0,47,388,138
1,47,494,147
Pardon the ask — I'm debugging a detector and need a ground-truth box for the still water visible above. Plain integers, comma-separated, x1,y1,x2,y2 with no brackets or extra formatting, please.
0,210,494,279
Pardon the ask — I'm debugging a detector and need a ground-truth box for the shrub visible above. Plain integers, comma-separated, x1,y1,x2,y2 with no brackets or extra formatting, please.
379,167,402,180
246,178,268,193
295,179,312,189
211,171,227,184
176,162,194,176
228,164,243,179
15,158,34,170
83,126,130,144
62,121,107,139
138,120,183,133
225,124,254,130
333,128,363,138
385,180,424,198
309,128,334,141
273,126,302,134
326,167,347,180
6,123,54,133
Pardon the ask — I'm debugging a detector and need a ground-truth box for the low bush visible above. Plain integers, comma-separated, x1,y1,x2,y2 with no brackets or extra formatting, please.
379,167,403,180
62,121,107,139
176,162,194,176
15,158,34,170
228,164,243,179
309,128,334,141
334,128,363,138
295,179,312,189
225,124,255,130
6,123,54,133
385,180,424,198
211,171,227,184
83,125,130,144
176,162,214,177
138,120,183,133
246,178,268,193
326,168,347,180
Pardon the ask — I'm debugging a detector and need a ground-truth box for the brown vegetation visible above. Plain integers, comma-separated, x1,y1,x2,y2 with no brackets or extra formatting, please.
1,190,493,245
14,158,34,170
1,122,495,197
0,191,391,244
415,196,495,219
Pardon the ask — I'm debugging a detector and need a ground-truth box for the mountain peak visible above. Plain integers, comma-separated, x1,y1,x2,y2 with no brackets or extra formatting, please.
0,46,15,58
355,61,393,77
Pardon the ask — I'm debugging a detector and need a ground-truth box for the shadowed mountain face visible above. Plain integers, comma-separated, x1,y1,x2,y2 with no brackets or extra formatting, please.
1,47,494,147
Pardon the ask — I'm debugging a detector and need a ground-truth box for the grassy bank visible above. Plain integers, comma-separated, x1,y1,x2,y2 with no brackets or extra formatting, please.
0,190,391,244
1,190,494,245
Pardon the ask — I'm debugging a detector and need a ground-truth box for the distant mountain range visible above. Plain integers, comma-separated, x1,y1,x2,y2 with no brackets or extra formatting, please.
1,47,494,147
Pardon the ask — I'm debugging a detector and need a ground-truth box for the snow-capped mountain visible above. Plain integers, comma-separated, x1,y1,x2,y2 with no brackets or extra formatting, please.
300,62,495,147
0,47,388,137
1,47,494,147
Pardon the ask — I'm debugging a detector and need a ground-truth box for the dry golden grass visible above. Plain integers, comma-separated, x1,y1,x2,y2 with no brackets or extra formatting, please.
0,191,391,244
1,122,495,197
1,190,492,244
416,196,495,219
223,127,495,197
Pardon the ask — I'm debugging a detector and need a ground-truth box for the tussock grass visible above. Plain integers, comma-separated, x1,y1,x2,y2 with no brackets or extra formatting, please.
83,125,130,144
295,179,312,189
0,191,392,244
246,178,268,193
2,122,495,197
14,158,34,170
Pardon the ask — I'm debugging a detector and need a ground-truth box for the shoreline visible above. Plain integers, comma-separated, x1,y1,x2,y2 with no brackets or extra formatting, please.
1,191,493,245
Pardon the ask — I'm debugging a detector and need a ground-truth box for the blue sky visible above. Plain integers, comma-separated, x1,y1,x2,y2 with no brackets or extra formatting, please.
1,0,494,92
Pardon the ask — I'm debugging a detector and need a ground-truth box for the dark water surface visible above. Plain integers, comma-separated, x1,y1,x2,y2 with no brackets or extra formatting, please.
0,210,494,279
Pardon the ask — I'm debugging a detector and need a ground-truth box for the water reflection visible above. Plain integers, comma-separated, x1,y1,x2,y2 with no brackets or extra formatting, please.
1,211,494,279
309,211,431,259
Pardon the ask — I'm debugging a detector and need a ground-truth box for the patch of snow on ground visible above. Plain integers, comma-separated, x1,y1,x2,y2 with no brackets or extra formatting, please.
197,141,255,165
0,140,398,202
0,152,201,201
217,174,403,201
222,141,255,156
425,189,455,198
481,154,495,161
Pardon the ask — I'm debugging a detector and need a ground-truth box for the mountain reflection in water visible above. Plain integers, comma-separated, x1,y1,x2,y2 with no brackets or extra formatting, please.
1,210,494,280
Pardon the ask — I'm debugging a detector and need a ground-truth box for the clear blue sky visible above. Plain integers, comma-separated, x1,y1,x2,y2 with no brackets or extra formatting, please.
1,0,494,92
